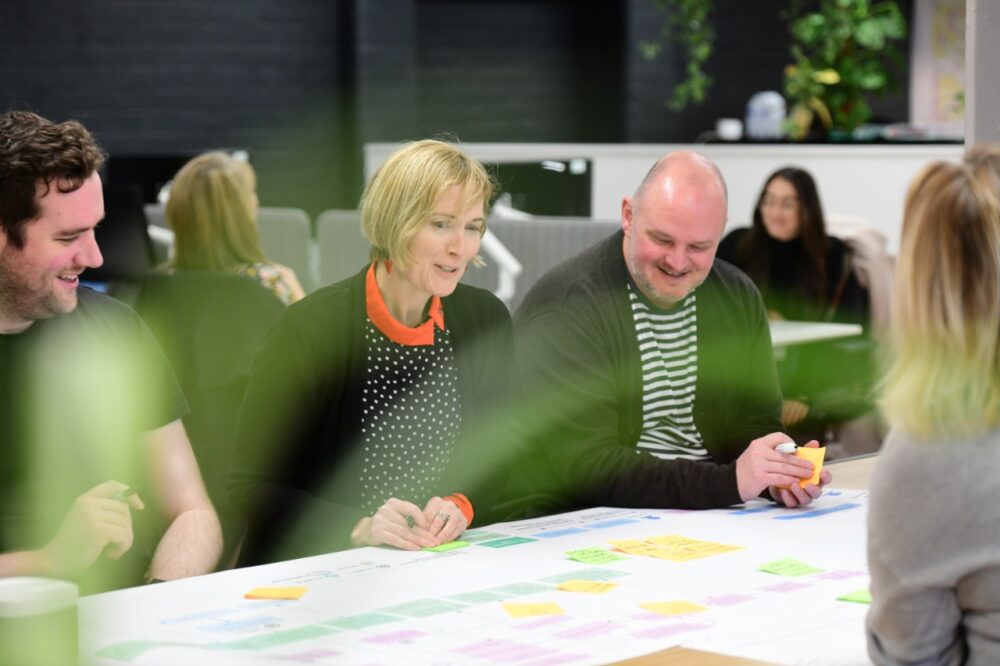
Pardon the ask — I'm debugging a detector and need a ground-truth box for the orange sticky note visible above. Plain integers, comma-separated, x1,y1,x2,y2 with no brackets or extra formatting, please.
640,600,707,616
557,580,619,594
501,602,565,618
244,586,308,600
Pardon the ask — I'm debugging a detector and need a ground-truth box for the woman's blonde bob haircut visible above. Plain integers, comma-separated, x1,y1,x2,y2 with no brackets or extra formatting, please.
360,139,493,267
880,160,1000,438
166,152,268,271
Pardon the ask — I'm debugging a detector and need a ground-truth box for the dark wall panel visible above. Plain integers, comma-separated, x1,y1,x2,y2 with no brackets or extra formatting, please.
416,0,624,142
355,0,625,144
0,0,359,212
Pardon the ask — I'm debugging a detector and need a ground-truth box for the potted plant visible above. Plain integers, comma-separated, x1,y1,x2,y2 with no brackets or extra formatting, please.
639,0,715,110
783,0,907,140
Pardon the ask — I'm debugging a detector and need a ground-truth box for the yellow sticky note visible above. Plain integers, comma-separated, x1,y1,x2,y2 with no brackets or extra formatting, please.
557,580,619,594
778,446,826,489
502,602,565,618
640,600,707,616
645,534,743,559
795,446,826,487
244,586,308,600
647,549,706,562
619,544,667,558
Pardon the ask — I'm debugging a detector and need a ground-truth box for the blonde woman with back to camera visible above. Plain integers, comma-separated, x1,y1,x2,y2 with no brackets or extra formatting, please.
166,152,305,304
866,159,1000,665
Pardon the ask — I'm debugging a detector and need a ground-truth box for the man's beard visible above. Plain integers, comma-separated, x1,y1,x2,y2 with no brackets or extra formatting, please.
0,251,72,328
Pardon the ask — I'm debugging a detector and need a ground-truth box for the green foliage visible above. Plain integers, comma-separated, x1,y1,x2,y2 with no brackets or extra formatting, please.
639,0,715,110
783,0,907,137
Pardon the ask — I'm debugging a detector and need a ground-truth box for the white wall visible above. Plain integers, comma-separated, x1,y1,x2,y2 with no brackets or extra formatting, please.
366,143,964,255
967,0,1000,144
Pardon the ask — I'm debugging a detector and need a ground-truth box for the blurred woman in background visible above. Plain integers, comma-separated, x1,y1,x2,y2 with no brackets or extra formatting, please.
718,166,870,434
867,159,1000,664
166,152,305,304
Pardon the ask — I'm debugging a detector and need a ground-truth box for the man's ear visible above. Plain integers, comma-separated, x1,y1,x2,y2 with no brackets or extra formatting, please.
621,197,633,236
0,225,8,254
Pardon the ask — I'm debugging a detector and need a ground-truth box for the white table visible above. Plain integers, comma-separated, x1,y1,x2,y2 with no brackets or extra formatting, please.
81,490,872,666
769,320,862,348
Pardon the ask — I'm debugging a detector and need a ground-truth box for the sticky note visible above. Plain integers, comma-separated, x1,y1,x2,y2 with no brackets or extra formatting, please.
640,601,707,616
758,557,824,577
244,586,308,600
423,540,470,553
796,446,826,487
610,535,743,562
644,535,744,560
837,588,872,605
501,602,565,618
779,446,826,489
566,547,627,565
556,580,619,594
479,536,537,548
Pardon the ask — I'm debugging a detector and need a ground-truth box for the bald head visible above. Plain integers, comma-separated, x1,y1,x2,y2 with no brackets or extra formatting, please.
634,150,728,210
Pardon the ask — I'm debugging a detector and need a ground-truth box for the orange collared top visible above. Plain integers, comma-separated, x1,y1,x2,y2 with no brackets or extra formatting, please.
365,263,445,346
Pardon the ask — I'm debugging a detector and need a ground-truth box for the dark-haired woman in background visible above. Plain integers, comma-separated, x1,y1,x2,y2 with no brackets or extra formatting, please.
717,166,870,436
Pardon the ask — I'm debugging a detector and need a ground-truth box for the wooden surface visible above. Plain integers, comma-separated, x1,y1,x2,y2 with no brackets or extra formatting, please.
612,646,776,665
825,453,877,490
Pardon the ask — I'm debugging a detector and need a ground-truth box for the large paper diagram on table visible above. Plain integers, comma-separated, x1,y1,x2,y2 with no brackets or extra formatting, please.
82,489,871,665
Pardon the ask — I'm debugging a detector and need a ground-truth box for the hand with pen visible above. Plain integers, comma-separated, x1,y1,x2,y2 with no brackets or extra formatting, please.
350,496,468,551
735,433,831,508
40,480,145,577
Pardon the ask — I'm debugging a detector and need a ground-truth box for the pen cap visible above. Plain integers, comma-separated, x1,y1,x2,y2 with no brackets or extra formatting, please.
0,577,78,666
775,442,797,454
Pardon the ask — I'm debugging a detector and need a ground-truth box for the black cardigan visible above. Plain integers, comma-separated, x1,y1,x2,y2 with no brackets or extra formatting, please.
508,231,783,516
230,267,514,564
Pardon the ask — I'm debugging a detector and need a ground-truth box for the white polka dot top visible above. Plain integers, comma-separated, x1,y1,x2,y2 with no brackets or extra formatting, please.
357,319,462,513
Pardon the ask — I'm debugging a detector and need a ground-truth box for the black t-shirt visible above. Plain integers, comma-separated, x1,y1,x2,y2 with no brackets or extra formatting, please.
0,288,187,592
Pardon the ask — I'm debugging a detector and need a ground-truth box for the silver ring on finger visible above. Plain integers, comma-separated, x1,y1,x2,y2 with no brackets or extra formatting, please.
436,510,450,524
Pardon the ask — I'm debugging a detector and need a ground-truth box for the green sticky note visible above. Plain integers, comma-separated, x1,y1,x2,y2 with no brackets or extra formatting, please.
566,547,627,565
479,536,537,548
837,588,872,605
446,590,512,604
220,625,339,650
379,598,465,617
96,641,192,661
758,557,825,577
423,540,470,553
460,530,507,543
489,582,553,596
541,568,631,584
324,612,399,630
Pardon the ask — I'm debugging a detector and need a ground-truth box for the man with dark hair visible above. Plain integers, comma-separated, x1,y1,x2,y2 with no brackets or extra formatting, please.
0,110,221,591
512,151,832,516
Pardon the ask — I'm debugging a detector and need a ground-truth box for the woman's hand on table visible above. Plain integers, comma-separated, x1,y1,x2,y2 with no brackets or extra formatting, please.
422,496,468,546
351,498,436,550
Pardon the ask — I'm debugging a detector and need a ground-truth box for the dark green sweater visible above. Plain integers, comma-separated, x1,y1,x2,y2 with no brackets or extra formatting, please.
510,230,783,515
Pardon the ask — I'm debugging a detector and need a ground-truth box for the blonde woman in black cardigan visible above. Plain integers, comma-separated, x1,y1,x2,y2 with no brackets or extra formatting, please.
230,140,514,565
